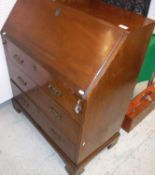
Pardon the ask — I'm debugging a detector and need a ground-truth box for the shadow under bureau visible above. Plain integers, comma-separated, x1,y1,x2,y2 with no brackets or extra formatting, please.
1,0,155,175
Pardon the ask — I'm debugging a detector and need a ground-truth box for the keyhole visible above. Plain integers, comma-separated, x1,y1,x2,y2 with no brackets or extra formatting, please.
55,8,62,16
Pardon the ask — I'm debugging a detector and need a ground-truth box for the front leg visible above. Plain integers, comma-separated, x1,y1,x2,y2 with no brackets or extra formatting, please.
65,163,85,175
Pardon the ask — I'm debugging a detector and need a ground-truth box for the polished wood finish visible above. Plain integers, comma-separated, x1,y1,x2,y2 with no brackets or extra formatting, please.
122,83,155,132
1,0,154,174
12,96,120,175
57,0,153,32
9,63,79,145
6,39,83,124
11,82,77,161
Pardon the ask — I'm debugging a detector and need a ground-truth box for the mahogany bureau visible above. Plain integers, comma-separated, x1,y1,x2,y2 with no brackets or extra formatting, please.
1,0,155,174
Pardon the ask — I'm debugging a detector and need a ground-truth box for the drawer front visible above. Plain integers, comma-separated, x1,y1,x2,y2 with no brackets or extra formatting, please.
6,39,50,85
28,87,80,145
9,63,80,145
6,39,84,123
8,60,36,93
11,82,77,162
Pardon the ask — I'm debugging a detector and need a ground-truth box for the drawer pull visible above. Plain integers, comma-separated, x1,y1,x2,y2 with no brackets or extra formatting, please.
20,97,30,108
50,106,62,120
13,54,24,64
55,8,62,16
74,100,83,114
48,84,62,97
50,128,61,140
17,76,27,86
2,32,7,44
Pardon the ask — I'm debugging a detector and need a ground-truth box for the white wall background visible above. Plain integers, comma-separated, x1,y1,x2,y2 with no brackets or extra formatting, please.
148,0,155,33
0,0,16,104
0,0,155,104
148,0,155,19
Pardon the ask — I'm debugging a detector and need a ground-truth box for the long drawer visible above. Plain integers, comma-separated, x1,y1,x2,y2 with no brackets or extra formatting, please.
9,62,80,145
6,39,84,124
11,82,77,162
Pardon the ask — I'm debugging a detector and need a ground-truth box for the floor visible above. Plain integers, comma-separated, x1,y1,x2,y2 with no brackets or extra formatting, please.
0,88,155,175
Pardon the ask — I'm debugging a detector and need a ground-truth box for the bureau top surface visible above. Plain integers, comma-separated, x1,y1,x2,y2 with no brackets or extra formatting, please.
3,0,154,91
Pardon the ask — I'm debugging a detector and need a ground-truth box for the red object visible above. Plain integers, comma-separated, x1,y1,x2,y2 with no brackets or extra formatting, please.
122,84,155,132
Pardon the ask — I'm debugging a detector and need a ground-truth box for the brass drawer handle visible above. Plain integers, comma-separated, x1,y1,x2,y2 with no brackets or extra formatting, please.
13,54,24,64
20,97,30,108
48,84,62,97
50,106,62,120
50,128,61,141
17,76,27,86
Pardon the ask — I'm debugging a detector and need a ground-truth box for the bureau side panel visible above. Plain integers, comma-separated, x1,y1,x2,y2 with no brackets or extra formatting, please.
77,23,155,163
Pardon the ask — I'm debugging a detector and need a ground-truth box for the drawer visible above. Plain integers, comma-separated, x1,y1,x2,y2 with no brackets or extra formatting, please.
8,60,36,93
6,39,84,123
9,63,80,145
28,87,80,145
11,82,77,162
6,39,50,85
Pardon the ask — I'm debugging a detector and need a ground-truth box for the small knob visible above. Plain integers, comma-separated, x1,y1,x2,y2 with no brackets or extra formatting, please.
2,31,7,44
2,32,6,36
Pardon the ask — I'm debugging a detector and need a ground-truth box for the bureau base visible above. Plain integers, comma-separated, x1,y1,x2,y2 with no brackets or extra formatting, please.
12,98,120,175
